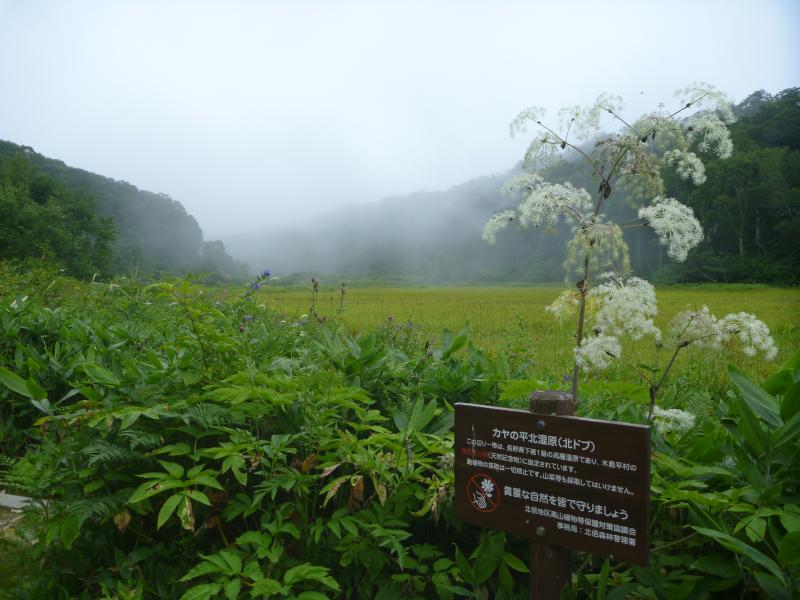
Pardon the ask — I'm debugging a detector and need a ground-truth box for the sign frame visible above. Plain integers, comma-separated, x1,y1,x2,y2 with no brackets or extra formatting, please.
454,400,651,568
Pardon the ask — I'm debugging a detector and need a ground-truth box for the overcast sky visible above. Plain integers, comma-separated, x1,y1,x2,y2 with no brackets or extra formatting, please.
1,0,798,239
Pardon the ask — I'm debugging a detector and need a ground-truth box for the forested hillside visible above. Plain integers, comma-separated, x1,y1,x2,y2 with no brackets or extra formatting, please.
227,87,800,284
0,141,249,280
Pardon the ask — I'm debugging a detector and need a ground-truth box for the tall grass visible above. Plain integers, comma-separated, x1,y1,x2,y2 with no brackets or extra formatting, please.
251,284,800,391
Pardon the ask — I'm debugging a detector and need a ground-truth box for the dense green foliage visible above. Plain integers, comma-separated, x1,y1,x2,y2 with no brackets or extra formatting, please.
0,152,115,278
659,89,800,284
0,264,798,598
230,88,800,284
0,142,248,281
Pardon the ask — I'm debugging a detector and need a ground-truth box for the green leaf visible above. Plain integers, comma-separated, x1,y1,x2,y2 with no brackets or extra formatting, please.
731,445,764,492
83,363,120,387
242,559,263,582
129,479,180,503
218,549,243,575
190,474,223,490
237,531,268,547
157,493,183,529
606,583,640,600
736,397,768,455
320,475,349,506
222,577,241,600
158,460,185,479
472,533,505,584
691,554,741,578
454,544,475,587
186,489,211,506
780,381,800,421
283,564,338,591
778,531,800,565
442,331,468,359
763,370,795,396
779,510,800,533
60,514,81,550
735,515,766,543
597,558,611,600
297,593,329,600
83,480,104,494
186,464,205,478
763,349,800,394
180,560,221,582
753,573,791,600
178,583,221,600
410,397,436,432
774,410,800,449
25,377,48,401
729,366,782,429
155,442,193,456
0,367,32,398
502,551,529,573
430,559,451,573
251,578,283,595
692,526,786,584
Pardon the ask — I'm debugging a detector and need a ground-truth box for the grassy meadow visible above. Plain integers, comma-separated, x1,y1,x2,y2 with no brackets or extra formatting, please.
1,267,799,597
249,283,800,391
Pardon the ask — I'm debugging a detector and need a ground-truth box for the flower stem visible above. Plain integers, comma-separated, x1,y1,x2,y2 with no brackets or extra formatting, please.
648,342,687,420
570,259,589,402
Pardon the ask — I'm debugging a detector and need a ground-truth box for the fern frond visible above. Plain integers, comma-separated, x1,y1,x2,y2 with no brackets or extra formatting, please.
118,429,162,451
81,440,137,467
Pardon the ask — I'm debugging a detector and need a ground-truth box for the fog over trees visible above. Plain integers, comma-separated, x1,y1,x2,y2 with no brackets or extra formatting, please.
225,88,800,285
1,87,796,285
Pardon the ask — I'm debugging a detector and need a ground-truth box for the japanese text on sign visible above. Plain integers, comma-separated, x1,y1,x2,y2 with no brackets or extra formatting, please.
454,403,650,565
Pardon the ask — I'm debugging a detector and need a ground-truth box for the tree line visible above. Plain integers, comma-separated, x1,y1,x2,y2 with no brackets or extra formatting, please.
230,87,799,285
2,87,796,284
0,140,249,281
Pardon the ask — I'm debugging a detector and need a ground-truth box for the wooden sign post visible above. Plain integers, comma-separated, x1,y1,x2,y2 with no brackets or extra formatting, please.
529,391,575,599
454,394,650,599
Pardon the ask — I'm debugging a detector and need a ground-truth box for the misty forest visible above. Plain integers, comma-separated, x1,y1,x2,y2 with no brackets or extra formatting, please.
1,25,800,599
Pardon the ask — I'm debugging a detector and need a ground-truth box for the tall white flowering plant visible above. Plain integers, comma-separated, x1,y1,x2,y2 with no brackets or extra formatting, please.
484,83,777,419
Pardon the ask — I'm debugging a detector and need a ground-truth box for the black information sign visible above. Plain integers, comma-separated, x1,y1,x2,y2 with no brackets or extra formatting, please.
454,403,650,565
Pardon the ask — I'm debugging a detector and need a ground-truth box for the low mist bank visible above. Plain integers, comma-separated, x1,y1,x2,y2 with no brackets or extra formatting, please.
224,172,572,284
224,87,800,286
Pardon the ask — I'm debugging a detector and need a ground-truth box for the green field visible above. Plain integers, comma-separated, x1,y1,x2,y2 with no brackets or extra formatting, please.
251,283,800,388
2,271,799,597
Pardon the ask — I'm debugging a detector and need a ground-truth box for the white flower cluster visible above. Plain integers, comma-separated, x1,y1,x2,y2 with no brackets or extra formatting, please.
564,217,630,278
638,197,703,262
487,174,592,242
652,406,696,435
558,93,624,141
510,105,547,137
517,181,592,229
669,305,721,348
574,334,621,372
501,172,544,194
520,134,563,169
670,305,778,360
482,210,516,244
719,312,778,360
591,275,661,342
671,83,735,159
664,149,707,185
674,82,737,125
685,112,734,159
545,290,580,320
9,296,29,310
